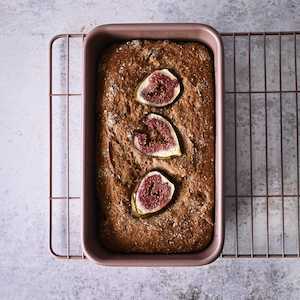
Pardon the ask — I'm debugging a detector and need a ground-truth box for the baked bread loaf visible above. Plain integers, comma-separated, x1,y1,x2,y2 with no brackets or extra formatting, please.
96,40,215,253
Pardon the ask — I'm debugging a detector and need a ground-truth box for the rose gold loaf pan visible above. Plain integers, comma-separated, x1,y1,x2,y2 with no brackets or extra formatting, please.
82,24,224,266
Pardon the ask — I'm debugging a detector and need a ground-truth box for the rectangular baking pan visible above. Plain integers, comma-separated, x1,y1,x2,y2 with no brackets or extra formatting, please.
82,23,224,266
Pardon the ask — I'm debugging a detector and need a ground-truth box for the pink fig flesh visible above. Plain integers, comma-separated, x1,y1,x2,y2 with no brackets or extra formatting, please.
136,69,181,107
133,114,181,158
132,171,175,216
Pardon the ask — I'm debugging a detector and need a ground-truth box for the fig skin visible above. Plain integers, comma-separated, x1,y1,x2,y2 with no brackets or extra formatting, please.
136,69,181,107
131,193,141,218
133,113,182,159
131,170,175,218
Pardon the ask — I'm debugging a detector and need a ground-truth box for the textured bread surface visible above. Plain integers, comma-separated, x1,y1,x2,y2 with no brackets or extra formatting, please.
96,40,215,253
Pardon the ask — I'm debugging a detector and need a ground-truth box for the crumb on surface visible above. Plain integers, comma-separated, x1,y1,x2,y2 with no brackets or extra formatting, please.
96,40,215,254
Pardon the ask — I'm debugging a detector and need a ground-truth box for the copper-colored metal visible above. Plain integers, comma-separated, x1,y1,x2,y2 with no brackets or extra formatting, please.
49,28,300,262
49,33,86,260
264,33,270,258
295,33,300,257
233,33,238,257
279,33,285,257
248,33,254,258
81,24,224,267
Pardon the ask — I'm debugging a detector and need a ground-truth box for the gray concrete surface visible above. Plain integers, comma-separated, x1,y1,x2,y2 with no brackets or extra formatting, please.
1,0,300,299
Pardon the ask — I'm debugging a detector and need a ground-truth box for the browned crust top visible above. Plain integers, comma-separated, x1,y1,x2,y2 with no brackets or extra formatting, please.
96,40,214,254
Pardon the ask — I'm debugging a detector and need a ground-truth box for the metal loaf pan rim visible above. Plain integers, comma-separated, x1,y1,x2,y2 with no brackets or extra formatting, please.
82,23,224,266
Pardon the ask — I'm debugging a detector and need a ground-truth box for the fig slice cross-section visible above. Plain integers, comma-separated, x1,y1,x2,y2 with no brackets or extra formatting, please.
131,170,175,217
133,113,182,158
136,69,181,107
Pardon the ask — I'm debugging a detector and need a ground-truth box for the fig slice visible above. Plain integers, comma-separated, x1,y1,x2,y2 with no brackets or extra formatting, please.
133,113,181,158
136,69,180,107
131,170,175,217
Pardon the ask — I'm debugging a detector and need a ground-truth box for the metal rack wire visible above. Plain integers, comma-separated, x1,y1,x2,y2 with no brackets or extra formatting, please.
49,31,300,260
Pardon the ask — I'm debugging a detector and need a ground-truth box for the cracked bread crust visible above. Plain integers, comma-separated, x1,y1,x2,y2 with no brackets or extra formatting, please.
96,40,215,253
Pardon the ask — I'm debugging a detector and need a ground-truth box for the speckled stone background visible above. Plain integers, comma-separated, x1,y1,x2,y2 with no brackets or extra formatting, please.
1,1,300,299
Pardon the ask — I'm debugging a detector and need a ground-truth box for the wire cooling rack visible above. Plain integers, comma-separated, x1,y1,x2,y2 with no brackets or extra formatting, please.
49,31,300,260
